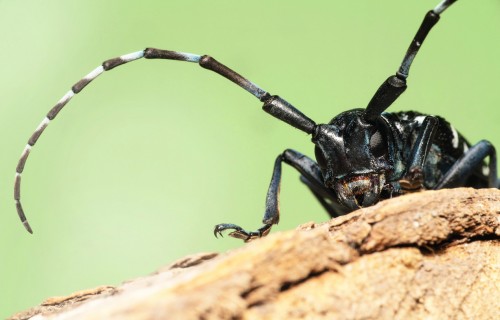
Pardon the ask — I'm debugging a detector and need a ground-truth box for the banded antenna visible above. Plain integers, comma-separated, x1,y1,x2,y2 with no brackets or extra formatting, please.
14,48,316,233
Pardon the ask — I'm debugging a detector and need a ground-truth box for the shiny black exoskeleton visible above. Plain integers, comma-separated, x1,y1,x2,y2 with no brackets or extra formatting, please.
313,110,493,214
212,0,498,241
14,0,498,239
214,105,496,241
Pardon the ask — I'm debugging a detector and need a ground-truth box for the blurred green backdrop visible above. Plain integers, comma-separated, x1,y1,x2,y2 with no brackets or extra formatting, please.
0,0,499,317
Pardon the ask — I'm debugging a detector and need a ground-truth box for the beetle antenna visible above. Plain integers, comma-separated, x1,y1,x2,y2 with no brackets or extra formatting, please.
14,49,316,233
364,0,457,121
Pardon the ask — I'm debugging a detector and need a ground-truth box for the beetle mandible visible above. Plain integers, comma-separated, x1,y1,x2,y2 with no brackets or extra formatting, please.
14,0,498,241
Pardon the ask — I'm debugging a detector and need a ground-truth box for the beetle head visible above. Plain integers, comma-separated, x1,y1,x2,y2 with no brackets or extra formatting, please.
312,109,395,210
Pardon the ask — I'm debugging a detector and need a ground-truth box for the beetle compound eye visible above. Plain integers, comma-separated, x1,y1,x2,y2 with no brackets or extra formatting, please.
369,131,387,158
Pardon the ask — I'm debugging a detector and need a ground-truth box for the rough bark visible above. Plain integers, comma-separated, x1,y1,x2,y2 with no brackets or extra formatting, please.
9,188,500,320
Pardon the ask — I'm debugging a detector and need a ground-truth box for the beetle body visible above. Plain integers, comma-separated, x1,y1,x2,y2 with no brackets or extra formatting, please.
392,112,489,188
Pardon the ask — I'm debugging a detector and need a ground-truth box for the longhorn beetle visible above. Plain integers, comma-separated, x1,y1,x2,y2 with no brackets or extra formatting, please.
14,0,498,241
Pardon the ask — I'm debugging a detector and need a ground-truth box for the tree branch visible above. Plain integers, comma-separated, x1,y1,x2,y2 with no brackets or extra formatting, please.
10,188,500,320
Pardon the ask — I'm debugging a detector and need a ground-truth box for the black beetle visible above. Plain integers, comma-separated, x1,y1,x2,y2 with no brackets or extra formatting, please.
14,0,498,241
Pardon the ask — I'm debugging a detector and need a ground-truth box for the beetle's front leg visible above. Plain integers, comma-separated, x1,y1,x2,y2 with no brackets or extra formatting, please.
399,116,438,192
214,153,283,242
214,149,322,242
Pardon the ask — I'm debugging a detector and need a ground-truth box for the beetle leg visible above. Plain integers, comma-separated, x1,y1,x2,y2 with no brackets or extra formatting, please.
214,152,284,241
214,149,327,241
435,140,498,189
400,116,438,192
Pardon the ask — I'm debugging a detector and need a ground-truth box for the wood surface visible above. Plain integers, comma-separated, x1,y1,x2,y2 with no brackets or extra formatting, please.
10,188,500,320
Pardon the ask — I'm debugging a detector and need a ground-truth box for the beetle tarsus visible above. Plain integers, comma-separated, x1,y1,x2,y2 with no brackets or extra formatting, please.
213,223,272,242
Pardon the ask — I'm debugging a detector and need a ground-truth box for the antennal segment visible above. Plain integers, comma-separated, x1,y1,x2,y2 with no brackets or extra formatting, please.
14,50,145,234
15,48,315,233
365,0,458,121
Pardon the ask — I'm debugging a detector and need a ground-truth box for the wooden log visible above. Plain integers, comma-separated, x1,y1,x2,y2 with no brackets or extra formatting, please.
9,188,500,320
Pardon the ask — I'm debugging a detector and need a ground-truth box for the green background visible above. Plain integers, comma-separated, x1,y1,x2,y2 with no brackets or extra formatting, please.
0,0,499,317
